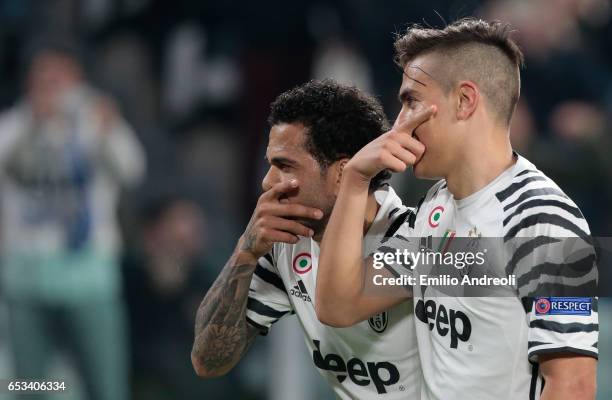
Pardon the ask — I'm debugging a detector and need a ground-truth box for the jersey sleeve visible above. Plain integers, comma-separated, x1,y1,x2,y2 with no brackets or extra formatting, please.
371,207,420,279
503,196,598,361
246,251,293,335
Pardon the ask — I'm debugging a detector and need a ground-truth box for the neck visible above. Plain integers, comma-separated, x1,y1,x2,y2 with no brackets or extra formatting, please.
446,126,515,200
313,192,379,243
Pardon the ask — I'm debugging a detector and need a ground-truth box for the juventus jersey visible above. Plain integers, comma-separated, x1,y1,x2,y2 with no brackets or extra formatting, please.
380,155,598,400
246,186,421,399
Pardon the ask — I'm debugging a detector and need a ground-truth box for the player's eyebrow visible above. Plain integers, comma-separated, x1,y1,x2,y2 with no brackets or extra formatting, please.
267,156,297,166
397,88,421,104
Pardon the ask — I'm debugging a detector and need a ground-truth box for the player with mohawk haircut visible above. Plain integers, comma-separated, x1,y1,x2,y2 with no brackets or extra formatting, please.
316,18,598,400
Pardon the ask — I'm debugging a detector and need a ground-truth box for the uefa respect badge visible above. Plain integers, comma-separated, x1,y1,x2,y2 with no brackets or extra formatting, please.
535,297,592,316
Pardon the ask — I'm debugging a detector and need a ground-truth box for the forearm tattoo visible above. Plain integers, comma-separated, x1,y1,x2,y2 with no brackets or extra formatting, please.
192,261,259,375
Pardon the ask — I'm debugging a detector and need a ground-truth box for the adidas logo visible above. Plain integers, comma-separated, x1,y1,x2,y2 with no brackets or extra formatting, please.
290,280,312,302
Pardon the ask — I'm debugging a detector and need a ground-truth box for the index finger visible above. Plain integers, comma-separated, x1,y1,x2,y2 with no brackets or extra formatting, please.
394,105,436,136
263,179,299,199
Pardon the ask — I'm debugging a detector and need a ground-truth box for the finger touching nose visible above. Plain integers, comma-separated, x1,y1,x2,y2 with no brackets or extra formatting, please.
395,105,436,134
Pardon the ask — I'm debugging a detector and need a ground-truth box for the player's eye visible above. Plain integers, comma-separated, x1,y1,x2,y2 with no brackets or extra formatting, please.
277,163,292,172
404,95,418,108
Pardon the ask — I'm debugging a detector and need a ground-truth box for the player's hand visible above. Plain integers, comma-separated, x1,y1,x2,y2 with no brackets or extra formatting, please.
344,105,435,182
238,179,323,259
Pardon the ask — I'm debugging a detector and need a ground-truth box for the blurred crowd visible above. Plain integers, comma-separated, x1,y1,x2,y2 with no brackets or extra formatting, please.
0,0,610,399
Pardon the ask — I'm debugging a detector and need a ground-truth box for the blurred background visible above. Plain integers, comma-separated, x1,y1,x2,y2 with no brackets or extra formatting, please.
0,0,609,399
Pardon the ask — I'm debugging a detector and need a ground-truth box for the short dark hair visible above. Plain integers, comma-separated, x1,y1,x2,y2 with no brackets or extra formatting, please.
394,18,524,126
268,79,391,191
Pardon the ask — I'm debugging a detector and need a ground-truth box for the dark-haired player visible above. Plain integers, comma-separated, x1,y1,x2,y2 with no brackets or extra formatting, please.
191,80,427,398
316,19,598,400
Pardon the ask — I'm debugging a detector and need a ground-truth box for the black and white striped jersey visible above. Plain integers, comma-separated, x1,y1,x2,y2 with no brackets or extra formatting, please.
246,186,422,399
379,154,598,400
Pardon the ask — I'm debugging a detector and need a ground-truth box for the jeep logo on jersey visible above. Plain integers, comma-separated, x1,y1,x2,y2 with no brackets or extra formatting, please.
415,299,472,349
293,252,312,274
312,340,399,394
368,312,388,333
428,206,444,228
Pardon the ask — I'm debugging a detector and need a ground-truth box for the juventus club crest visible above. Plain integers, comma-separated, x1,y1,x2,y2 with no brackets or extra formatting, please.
368,312,388,333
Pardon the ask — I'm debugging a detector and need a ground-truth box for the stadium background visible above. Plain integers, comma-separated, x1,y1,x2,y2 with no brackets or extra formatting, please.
0,0,610,399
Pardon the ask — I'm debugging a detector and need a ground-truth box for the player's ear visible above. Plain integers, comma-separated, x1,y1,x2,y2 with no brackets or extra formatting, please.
332,158,349,194
456,81,478,121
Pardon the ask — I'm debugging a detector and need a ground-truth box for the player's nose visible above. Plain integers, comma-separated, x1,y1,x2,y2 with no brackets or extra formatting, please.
261,168,277,192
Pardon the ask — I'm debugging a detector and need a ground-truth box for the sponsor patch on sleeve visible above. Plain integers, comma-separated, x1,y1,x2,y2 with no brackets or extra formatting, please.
535,297,592,316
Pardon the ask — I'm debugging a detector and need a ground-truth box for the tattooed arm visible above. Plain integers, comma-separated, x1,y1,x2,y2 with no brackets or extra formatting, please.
191,249,261,377
191,179,323,377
